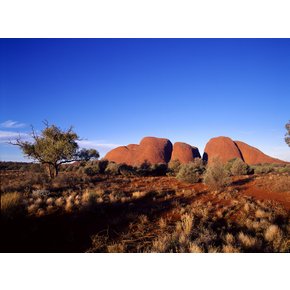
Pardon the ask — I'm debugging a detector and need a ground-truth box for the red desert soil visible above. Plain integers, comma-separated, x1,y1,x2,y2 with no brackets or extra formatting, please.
99,174,290,210
231,175,290,210
171,142,201,163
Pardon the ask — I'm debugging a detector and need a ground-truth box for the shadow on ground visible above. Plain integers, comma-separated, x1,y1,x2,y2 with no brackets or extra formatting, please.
1,191,198,253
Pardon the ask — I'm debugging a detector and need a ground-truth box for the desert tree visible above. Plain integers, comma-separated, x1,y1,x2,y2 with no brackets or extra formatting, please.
285,121,290,147
11,122,99,178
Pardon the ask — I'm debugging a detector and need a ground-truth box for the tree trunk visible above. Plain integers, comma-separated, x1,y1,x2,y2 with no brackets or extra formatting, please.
44,163,58,179
44,163,52,179
54,164,59,178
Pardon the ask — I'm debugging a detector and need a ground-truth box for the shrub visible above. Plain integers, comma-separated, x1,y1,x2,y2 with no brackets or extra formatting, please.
168,159,181,176
51,174,83,188
131,162,168,177
176,159,205,183
224,158,236,172
84,166,97,176
119,164,138,177
203,158,230,191
136,161,152,176
150,163,168,176
1,192,24,219
227,158,251,176
276,165,290,173
252,164,274,174
105,162,120,175
84,160,108,176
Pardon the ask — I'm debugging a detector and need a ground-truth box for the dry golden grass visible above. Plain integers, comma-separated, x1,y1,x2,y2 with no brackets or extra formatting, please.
1,168,290,253
238,232,258,249
264,225,282,242
262,175,290,192
189,242,203,253
1,192,23,218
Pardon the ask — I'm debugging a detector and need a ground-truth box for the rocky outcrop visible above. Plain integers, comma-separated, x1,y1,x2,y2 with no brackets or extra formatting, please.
104,145,134,165
105,135,288,166
171,142,201,164
203,136,288,165
104,137,173,166
234,141,287,165
203,136,243,164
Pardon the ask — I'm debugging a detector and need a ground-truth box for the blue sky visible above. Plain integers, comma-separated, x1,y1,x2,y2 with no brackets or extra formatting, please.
0,39,289,161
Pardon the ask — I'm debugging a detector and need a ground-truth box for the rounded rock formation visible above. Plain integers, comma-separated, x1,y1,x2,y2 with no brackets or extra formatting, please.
104,137,173,166
137,137,173,165
234,141,287,165
104,145,134,165
203,136,243,164
171,142,201,164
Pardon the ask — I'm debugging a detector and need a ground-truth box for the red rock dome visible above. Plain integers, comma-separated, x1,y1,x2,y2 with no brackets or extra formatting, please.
171,142,201,163
104,137,173,166
203,136,243,164
104,146,134,165
234,141,287,165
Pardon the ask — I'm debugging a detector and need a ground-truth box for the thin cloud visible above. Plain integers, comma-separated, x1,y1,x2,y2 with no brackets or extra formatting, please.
77,140,121,149
0,130,29,143
77,140,121,158
0,120,26,129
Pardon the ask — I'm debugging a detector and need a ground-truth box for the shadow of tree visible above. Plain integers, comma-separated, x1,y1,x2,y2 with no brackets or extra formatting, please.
231,176,254,187
1,191,198,253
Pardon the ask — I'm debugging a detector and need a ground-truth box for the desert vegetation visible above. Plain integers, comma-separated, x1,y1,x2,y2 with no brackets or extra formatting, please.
1,157,289,253
1,123,289,253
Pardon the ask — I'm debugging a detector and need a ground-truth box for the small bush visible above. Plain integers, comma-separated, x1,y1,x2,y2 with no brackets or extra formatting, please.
119,164,138,177
227,158,251,176
127,162,169,177
105,162,120,175
167,159,181,176
276,164,290,173
203,159,230,191
136,161,152,176
150,163,168,176
176,159,205,183
84,160,109,176
252,164,274,174
1,192,24,219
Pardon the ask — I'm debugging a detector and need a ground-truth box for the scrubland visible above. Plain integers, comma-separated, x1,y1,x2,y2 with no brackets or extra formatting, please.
1,160,289,253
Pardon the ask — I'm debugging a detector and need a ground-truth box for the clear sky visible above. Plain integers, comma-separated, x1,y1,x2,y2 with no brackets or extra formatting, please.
0,39,289,161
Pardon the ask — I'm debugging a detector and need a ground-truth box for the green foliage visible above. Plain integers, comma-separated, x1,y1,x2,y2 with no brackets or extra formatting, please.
0,161,43,172
276,165,290,173
167,159,181,176
105,162,120,175
285,121,290,147
149,163,168,176
176,159,205,184
203,158,230,191
13,123,99,178
84,160,109,176
77,148,100,161
225,158,252,176
252,164,274,174
119,164,137,177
